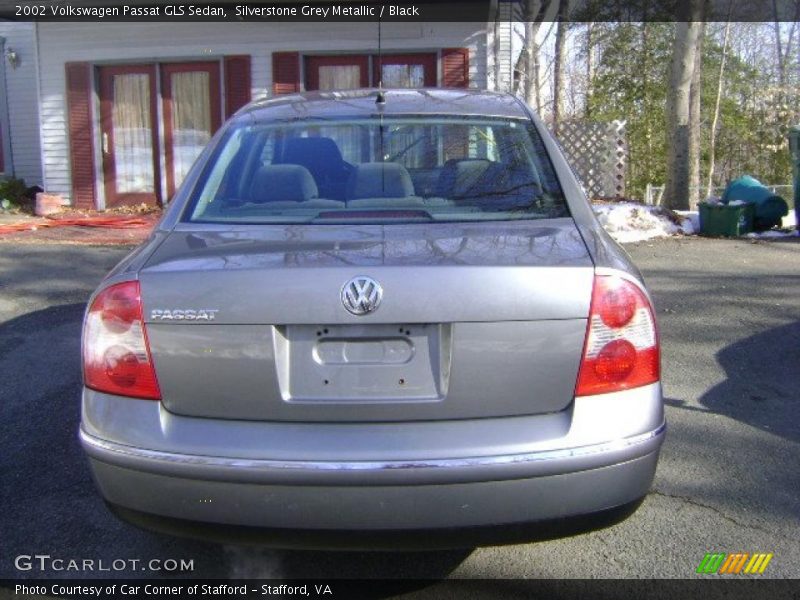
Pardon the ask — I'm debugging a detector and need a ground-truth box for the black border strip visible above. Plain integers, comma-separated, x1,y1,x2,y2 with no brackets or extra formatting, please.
1,0,800,22
3,578,800,600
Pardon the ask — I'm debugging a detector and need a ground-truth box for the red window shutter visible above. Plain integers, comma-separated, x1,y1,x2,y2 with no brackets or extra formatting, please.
272,52,301,95
65,62,96,209
224,55,251,117
441,48,470,88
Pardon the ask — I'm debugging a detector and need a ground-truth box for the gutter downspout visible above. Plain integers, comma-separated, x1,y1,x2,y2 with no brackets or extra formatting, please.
0,36,15,177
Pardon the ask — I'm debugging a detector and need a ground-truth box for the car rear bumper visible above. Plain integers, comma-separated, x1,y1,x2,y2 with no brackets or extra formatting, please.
80,384,664,540
86,444,660,534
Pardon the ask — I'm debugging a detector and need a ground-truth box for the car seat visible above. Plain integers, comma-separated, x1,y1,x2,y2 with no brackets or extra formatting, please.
345,162,421,208
277,137,351,200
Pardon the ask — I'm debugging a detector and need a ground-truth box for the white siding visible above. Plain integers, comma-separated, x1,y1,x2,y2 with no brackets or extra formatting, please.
487,3,513,92
0,23,43,186
36,22,487,204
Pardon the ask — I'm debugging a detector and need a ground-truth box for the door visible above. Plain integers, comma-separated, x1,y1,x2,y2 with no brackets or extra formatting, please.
305,55,369,91
161,62,222,198
372,53,437,87
99,65,160,207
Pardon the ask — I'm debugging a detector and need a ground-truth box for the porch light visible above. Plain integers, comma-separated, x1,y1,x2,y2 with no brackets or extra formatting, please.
5,48,19,69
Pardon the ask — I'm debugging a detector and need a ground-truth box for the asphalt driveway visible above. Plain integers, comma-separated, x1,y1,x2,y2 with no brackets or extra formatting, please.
1,236,798,590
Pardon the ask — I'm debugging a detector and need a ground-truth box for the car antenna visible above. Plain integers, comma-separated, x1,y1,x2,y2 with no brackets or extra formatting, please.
376,15,385,105
375,15,386,195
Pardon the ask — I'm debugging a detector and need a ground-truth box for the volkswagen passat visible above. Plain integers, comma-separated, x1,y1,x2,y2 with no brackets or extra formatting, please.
80,89,664,547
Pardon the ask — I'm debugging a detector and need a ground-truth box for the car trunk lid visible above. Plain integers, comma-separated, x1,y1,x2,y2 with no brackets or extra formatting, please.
140,218,593,421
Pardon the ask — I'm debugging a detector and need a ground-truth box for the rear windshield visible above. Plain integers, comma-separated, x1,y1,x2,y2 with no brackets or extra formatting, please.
184,116,568,224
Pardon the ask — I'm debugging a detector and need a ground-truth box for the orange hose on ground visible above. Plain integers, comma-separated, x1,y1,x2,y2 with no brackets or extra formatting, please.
0,215,155,235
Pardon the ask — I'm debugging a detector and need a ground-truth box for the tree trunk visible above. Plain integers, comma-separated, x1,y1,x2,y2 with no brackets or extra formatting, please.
523,20,538,105
493,3,503,91
641,23,652,198
585,23,595,119
533,32,542,113
513,0,543,109
688,23,705,208
512,31,525,95
664,15,704,210
773,1,786,90
552,0,570,135
771,3,797,115
706,21,731,199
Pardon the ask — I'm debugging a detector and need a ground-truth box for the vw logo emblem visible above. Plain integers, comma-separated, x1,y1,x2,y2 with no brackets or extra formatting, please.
341,276,383,315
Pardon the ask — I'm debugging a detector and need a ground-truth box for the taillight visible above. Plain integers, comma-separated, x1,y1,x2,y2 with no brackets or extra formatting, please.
82,281,161,400
575,274,659,396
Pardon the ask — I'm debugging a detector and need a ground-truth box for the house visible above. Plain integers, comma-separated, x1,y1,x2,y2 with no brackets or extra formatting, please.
0,23,42,191
0,13,515,209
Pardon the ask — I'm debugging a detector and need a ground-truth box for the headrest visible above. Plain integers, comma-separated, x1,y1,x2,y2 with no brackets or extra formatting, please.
346,162,415,200
436,159,492,198
280,137,344,173
249,164,319,203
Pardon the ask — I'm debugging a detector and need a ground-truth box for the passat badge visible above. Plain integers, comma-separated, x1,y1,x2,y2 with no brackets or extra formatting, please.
150,309,219,321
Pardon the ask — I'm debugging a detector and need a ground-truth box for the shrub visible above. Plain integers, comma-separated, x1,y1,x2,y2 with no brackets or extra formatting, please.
0,177,30,210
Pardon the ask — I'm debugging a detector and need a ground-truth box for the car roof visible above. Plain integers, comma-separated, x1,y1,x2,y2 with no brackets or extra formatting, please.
237,88,531,122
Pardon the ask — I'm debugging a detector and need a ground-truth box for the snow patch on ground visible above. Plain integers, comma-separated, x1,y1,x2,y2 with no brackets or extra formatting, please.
593,202,694,244
594,202,797,243
675,210,700,233
746,229,799,239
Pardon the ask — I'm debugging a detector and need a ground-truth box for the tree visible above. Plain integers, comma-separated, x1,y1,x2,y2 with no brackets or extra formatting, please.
552,0,571,135
516,16,798,201
587,23,673,198
584,22,596,119
663,4,704,211
706,20,731,198
513,0,545,109
688,22,705,207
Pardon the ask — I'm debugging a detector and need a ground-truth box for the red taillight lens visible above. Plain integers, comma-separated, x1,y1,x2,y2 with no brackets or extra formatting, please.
597,285,637,328
83,281,161,400
575,275,660,396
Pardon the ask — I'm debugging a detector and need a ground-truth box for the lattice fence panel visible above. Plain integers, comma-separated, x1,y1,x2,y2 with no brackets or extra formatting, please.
555,120,627,199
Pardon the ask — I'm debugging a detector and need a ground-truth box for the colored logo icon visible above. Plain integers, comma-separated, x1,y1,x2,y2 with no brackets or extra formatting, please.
696,552,773,575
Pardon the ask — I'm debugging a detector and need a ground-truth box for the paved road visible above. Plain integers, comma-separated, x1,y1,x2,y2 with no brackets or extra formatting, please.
1,237,798,591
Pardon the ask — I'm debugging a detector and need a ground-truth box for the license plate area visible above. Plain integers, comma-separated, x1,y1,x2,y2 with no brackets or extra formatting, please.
274,324,450,403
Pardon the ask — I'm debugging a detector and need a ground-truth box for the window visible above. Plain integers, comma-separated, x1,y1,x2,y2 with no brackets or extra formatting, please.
373,54,436,87
305,53,437,91
305,56,368,91
380,64,425,88
186,116,567,224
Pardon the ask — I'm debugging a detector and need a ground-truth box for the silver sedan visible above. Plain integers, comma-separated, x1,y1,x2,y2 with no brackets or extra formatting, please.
80,89,664,548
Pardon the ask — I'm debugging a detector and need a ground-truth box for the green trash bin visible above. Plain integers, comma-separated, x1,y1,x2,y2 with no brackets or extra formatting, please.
698,202,754,237
721,175,788,230
790,126,800,232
